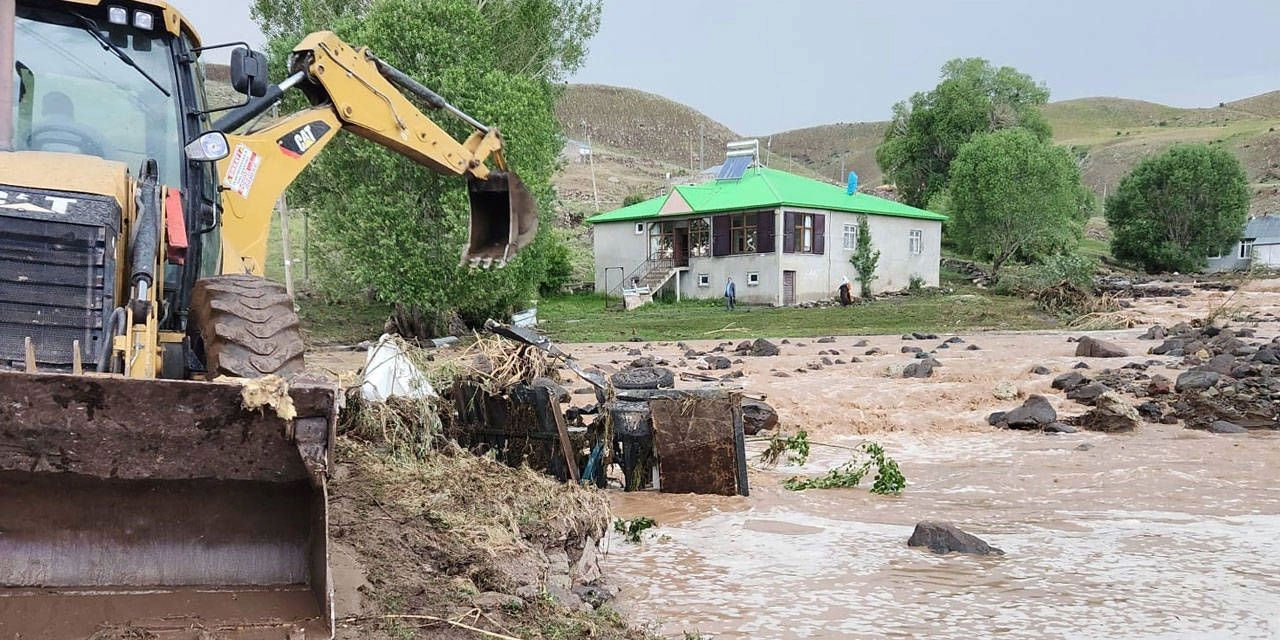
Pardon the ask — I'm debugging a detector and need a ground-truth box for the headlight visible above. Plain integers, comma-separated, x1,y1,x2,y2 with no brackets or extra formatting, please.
106,6,128,25
133,11,155,31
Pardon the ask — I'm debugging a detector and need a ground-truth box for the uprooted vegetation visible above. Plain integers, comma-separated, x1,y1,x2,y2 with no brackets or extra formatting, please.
333,390,650,639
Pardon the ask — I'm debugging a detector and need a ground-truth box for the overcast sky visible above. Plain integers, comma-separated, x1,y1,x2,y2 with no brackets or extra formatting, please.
170,0,1280,134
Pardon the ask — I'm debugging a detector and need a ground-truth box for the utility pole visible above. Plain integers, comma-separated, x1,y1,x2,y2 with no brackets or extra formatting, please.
699,123,705,171
840,157,846,186
587,133,600,212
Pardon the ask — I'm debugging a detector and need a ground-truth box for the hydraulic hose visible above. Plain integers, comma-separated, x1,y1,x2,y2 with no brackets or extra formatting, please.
96,308,127,373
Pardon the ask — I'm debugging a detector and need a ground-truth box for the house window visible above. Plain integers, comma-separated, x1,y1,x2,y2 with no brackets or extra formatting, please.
790,213,816,253
634,222,645,235
1240,240,1254,259
747,272,760,286
698,273,710,287
731,213,758,254
649,222,674,259
690,218,711,257
843,223,858,250
909,229,923,255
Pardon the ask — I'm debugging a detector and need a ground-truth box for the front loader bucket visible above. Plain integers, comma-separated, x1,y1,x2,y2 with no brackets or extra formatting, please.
464,170,538,267
0,371,339,639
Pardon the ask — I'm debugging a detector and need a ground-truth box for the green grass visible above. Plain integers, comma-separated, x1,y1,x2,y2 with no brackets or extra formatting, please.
538,288,1056,343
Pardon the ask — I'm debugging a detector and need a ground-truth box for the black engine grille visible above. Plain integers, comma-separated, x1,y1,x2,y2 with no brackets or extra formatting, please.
0,187,120,369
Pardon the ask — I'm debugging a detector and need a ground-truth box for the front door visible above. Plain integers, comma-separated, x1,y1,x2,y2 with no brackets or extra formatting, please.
673,228,689,267
783,270,796,306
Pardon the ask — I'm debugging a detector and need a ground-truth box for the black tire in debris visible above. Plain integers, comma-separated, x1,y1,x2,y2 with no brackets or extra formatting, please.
609,366,675,390
190,275,305,378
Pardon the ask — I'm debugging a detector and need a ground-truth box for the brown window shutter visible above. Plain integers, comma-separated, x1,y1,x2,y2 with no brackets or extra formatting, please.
782,211,796,253
712,215,730,257
813,214,826,255
757,211,775,253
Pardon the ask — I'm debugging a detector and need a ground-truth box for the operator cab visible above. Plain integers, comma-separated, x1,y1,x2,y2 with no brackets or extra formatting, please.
11,3,183,184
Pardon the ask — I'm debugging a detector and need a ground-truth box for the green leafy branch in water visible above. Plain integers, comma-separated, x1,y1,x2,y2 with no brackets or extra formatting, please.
783,441,906,494
613,516,656,543
759,430,812,466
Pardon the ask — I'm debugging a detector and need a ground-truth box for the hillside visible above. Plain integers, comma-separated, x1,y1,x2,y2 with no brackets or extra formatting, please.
555,84,1280,217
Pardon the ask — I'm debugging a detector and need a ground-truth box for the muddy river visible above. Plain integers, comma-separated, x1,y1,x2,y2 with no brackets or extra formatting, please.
588,282,1280,639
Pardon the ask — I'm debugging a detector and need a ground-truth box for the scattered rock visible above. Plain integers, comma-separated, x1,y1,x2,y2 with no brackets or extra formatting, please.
573,585,614,609
684,349,702,359
1175,370,1220,393
1030,365,1051,375
834,359,846,365
1071,392,1142,433
1076,336,1129,358
821,357,834,366
865,348,885,356
817,336,837,344
1140,325,1168,340
986,411,1007,426
1208,420,1248,434
992,382,1020,401
913,332,939,340
1044,422,1078,434
902,346,923,354
1052,371,1090,392
901,334,913,340
1073,362,1091,369
853,339,869,347
1066,382,1109,405
704,355,733,371
903,360,935,378
1147,375,1173,395
1075,443,1093,451
1150,339,1186,356
945,337,965,344
742,399,780,435
907,522,1003,556
806,362,824,371
772,371,791,378
966,344,982,351
629,357,656,369
626,348,642,357
748,338,781,357
999,395,1057,430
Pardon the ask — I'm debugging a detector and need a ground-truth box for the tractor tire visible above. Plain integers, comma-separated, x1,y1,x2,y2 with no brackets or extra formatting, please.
190,275,305,379
609,366,675,390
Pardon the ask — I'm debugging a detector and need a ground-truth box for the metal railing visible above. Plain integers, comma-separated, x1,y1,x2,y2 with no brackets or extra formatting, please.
611,254,676,297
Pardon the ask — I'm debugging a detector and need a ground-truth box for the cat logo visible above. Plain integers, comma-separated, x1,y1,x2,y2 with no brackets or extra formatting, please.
0,191,79,215
277,121,332,159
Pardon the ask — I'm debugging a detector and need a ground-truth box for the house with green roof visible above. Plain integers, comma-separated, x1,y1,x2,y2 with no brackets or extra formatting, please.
586,165,947,306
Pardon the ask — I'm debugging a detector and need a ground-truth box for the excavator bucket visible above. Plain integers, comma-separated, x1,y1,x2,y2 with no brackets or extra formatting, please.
0,371,339,640
464,170,539,267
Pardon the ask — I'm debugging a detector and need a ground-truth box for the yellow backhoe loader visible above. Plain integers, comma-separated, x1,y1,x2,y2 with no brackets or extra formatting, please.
0,1,537,637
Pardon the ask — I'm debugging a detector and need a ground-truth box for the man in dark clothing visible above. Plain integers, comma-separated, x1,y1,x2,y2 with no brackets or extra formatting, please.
724,277,736,311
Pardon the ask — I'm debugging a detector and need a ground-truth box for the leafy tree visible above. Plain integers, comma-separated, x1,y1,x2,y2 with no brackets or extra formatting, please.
947,128,1092,279
1105,144,1249,273
621,192,647,207
250,0,601,334
876,58,1051,208
848,214,880,298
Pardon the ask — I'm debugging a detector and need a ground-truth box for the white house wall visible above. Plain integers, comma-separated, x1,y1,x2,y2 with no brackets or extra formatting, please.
679,253,779,305
783,207,942,296
591,220,650,293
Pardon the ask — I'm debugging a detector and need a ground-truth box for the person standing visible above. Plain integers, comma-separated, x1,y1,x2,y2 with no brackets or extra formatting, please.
724,277,736,311
839,275,853,306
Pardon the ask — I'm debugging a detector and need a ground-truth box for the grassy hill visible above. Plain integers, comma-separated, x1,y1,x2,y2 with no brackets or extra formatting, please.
555,84,1280,217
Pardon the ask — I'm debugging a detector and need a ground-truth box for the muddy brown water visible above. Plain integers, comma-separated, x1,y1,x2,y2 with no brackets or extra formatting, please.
309,280,1280,638
585,282,1280,639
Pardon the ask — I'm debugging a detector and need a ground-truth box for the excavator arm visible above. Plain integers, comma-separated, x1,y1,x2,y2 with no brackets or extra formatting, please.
214,31,537,274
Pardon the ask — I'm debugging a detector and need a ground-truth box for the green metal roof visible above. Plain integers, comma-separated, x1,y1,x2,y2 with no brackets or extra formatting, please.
585,167,947,224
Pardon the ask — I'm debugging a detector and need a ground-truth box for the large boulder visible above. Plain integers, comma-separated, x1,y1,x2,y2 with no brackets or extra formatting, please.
1175,370,1220,393
1075,336,1129,358
1208,420,1248,434
609,367,675,390
1066,382,1110,405
999,395,1057,430
741,399,779,435
1052,371,1090,392
1072,392,1141,433
705,355,732,370
907,522,1004,555
902,360,935,378
749,339,781,357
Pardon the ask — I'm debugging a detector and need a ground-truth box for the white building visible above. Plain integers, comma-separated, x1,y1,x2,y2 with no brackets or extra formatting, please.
1207,214,1280,272
587,166,947,306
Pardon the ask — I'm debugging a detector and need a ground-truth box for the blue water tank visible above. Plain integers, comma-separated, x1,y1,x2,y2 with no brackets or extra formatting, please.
847,172,858,195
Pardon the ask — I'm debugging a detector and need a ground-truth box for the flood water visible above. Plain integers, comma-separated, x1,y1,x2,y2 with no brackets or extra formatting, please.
607,424,1280,639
